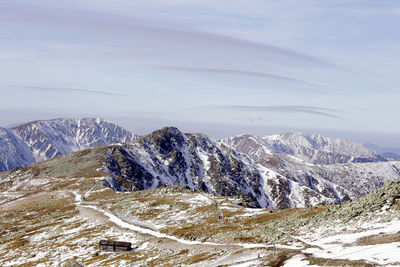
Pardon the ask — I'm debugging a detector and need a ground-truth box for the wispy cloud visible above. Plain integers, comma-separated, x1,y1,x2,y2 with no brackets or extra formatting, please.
162,66,330,89
0,2,334,70
224,105,343,119
23,86,128,96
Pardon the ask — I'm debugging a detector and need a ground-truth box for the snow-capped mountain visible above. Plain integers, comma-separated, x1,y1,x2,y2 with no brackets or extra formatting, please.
1,120,398,209
257,153,400,198
103,127,353,208
221,133,399,200
0,118,135,172
222,132,385,165
0,127,36,173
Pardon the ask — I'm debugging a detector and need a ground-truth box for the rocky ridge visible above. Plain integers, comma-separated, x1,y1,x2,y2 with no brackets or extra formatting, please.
222,132,385,165
0,118,135,172
221,133,400,200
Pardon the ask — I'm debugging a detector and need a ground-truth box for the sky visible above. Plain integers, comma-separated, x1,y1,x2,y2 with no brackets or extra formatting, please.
0,0,399,146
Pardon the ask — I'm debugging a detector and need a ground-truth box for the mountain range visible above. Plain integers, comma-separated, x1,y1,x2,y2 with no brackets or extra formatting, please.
222,132,386,164
0,118,399,209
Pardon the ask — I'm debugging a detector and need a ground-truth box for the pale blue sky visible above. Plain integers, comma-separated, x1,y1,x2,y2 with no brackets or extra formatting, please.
0,0,399,146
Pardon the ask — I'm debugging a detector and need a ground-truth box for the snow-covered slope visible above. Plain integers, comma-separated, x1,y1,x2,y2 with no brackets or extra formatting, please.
0,127,36,172
0,118,135,172
103,127,352,208
221,133,400,200
223,132,385,165
259,153,400,198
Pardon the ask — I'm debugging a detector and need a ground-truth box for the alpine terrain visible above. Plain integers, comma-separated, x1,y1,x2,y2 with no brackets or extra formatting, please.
222,132,386,165
102,127,347,209
1,142,400,266
0,118,135,172
221,133,400,200
0,119,400,266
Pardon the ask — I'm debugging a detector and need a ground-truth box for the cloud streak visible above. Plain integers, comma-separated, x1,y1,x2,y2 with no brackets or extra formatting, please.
162,66,330,89
223,105,343,119
23,86,128,96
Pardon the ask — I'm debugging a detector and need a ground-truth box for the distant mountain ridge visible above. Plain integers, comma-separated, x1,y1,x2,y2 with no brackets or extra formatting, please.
1,118,399,209
220,133,399,201
364,143,400,160
0,118,135,172
222,132,385,165
1,121,399,209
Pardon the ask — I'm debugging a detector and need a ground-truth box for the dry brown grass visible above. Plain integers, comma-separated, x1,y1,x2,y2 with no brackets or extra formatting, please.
98,251,148,265
26,164,46,177
205,215,219,224
165,219,241,241
233,249,244,255
261,250,300,267
233,235,264,243
50,179,80,190
148,196,176,207
86,188,118,201
146,249,189,266
0,193,78,252
194,203,218,213
241,208,299,225
167,224,206,240
355,231,400,246
184,252,219,264
297,206,329,219
305,255,376,266
175,201,191,210
83,253,109,265
20,257,54,266
221,208,245,218
62,228,99,244
135,209,162,221
73,164,107,178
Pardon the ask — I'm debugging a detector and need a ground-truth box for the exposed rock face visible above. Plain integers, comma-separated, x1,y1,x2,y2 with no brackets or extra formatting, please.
0,118,135,172
222,132,386,165
258,153,400,198
104,127,351,208
221,133,400,202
